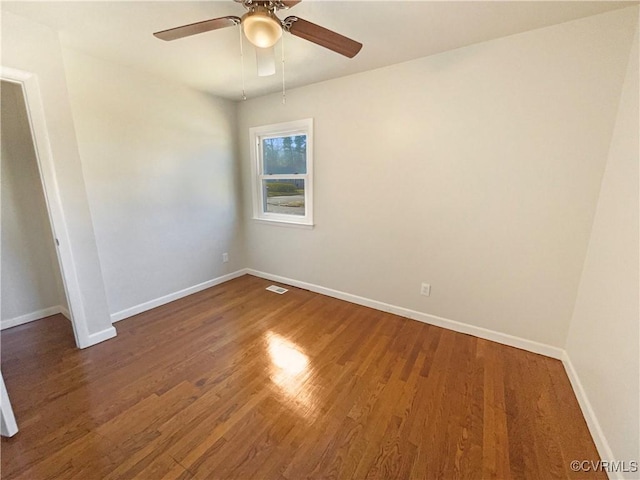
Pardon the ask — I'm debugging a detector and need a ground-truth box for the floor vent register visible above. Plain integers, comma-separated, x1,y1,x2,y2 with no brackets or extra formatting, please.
266,285,288,294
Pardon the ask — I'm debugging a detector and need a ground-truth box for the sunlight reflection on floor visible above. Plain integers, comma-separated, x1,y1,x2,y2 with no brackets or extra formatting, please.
266,331,317,421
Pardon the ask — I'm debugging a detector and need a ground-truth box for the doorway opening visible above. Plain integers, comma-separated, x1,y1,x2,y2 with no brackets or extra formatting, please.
1,81,72,335
0,71,90,347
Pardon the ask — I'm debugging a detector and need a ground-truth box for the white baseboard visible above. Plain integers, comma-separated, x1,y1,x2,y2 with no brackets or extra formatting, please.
110,269,248,323
1,305,69,330
561,352,617,466
78,326,117,349
246,269,565,359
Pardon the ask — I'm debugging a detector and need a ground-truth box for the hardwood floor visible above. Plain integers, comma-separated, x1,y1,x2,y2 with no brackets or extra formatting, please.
1,274,604,479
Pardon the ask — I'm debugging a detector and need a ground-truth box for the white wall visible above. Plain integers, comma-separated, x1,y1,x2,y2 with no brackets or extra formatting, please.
239,8,637,348
1,11,113,342
565,21,639,474
61,49,243,318
1,81,67,325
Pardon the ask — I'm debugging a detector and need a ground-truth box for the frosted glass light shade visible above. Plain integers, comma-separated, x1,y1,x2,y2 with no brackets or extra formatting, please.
243,10,282,48
256,46,276,76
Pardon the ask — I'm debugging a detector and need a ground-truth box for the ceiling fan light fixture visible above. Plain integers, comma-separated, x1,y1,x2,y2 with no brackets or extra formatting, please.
242,9,282,48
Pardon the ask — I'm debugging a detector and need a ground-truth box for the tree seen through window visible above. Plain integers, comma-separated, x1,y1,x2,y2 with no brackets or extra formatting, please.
263,135,307,175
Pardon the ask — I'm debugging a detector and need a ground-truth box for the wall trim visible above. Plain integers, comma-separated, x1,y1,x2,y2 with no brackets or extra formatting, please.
246,269,565,359
561,352,617,467
1,305,69,330
110,269,248,323
79,326,117,349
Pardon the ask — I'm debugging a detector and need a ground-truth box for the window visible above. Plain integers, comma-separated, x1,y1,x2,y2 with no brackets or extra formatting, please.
250,119,313,226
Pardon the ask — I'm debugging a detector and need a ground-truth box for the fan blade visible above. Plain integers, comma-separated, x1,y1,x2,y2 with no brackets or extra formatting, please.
154,16,241,41
284,16,362,58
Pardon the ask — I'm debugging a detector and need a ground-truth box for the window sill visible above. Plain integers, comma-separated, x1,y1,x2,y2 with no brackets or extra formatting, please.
252,218,315,230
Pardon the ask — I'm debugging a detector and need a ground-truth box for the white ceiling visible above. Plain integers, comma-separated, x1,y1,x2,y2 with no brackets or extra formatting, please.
2,1,636,100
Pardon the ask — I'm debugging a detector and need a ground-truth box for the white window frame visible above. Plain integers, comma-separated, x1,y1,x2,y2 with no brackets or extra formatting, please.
249,118,313,227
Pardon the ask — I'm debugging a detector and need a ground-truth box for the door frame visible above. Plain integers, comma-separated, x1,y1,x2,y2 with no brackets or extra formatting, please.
1,66,92,348
0,372,18,437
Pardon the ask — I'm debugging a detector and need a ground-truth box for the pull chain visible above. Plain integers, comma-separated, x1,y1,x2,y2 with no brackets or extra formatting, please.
239,25,247,101
281,34,286,104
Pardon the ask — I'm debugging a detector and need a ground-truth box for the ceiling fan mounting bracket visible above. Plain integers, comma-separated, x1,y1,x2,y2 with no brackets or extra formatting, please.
233,0,295,13
271,1,297,11
281,16,299,32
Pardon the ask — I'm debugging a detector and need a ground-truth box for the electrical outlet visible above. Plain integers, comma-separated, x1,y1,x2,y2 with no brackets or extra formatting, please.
420,283,431,296
222,253,229,263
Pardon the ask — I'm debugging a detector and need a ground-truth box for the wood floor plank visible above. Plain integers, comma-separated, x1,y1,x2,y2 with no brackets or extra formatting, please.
131,454,193,480
1,274,604,479
479,339,512,480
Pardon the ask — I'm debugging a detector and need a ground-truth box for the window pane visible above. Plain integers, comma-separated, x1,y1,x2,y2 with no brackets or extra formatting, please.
263,179,305,216
262,135,307,174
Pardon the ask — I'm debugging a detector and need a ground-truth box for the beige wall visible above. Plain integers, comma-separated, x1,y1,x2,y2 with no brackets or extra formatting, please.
565,21,639,472
239,8,637,348
1,81,67,324
1,11,113,340
61,49,243,316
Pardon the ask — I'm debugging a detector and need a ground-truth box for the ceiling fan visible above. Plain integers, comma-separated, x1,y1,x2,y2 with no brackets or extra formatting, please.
153,0,363,59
